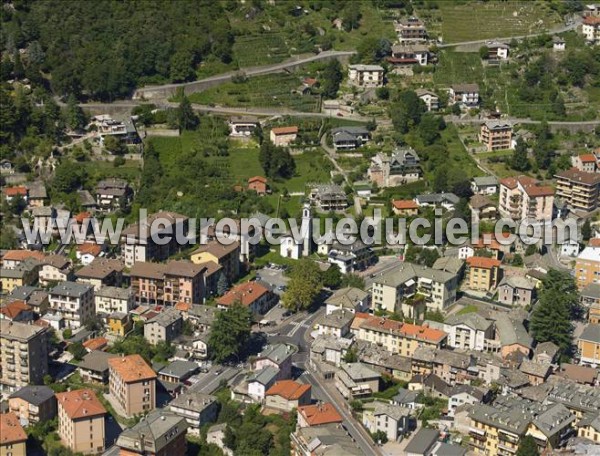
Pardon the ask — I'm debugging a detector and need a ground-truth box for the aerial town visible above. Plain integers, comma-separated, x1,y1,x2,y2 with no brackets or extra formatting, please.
1,1,600,456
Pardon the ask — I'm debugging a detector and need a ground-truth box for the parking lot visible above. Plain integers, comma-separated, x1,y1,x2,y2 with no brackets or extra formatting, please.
256,264,289,295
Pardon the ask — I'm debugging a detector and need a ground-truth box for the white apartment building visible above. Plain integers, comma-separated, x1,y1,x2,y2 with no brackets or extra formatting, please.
49,282,95,329
348,64,384,88
443,313,496,352
95,286,135,315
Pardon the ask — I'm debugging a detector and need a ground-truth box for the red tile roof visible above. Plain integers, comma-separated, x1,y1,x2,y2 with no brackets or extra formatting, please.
271,126,298,135
108,355,156,383
298,402,342,426
359,316,447,343
0,301,31,320
2,186,28,197
579,154,597,163
589,238,600,247
467,256,502,269
392,199,419,210
266,380,311,400
2,250,46,262
83,337,108,351
75,212,92,224
77,242,102,257
583,16,600,25
248,176,267,184
56,389,106,420
0,412,27,445
217,281,270,308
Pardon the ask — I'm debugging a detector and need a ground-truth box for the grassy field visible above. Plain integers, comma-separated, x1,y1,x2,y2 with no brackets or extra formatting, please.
423,1,562,43
232,32,291,67
82,159,142,183
433,52,484,87
187,73,320,112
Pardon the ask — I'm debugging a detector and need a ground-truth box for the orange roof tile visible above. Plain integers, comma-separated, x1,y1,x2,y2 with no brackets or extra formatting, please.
0,301,31,320
83,337,108,351
392,199,419,210
175,302,192,312
75,212,92,224
77,242,102,256
298,402,342,426
583,16,600,25
359,316,447,343
2,250,46,262
248,176,267,184
266,380,311,400
217,281,270,308
579,154,597,163
467,256,502,269
2,186,28,197
351,312,371,330
271,126,298,135
56,389,106,420
108,354,156,383
589,238,600,247
0,412,27,445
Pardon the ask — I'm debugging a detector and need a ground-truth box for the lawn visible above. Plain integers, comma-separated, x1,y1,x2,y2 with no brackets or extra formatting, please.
426,1,561,43
187,73,320,112
433,52,483,87
281,149,332,192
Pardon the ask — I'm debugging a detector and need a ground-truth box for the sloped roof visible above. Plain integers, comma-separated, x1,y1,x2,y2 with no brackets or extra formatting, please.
56,389,106,420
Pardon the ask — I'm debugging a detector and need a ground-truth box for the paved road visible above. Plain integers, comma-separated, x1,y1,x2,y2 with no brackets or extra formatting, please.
320,132,350,183
133,50,356,99
445,115,600,128
193,366,241,394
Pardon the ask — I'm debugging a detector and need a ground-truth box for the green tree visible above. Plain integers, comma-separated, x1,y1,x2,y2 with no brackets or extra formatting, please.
342,6,362,31
322,264,342,289
177,94,199,131
64,94,87,131
371,430,388,444
321,60,343,99
341,273,365,289
282,258,323,311
68,342,86,361
170,48,196,83
418,114,445,146
343,346,358,363
259,140,296,178
103,135,126,155
208,303,251,363
376,87,390,100
516,435,540,456
511,137,530,171
52,160,87,193
581,219,592,242
390,90,425,134
479,46,489,60
512,253,524,266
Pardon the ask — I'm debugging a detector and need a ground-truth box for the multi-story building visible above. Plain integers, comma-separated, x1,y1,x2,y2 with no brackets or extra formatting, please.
327,240,376,274
297,402,343,428
131,260,205,306
362,401,411,443
0,320,49,391
265,380,311,412
8,385,56,426
253,343,297,380
368,148,422,187
449,83,480,106
120,211,189,267
56,389,106,455
581,283,600,324
144,308,183,345
371,262,458,313
498,276,536,306
169,388,218,434
94,286,134,315
498,175,554,221
0,259,42,294
38,255,74,286
75,258,124,290
307,184,348,211
355,315,447,357
480,121,513,151
190,240,240,283
228,115,259,137
582,16,600,44
415,89,439,111
108,355,156,417
555,168,600,213
335,362,381,399
388,44,429,66
116,410,188,456
443,313,495,351
330,126,371,150
48,282,95,329
465,257,502,291
577,412,600,444
217,281,277,315
291,423,361,456
95,178,132,212
0,412,27,456
395,17,427,42
576,247,600,289
572,153,599,173
578,324,600,366
347,64,384,88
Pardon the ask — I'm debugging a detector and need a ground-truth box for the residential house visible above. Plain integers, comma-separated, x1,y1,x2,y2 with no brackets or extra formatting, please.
246,366,280,402
0,320,49,390
0,412,27,456
327,240,375,274
108,354,156,417
38,255,74,286
578,324,600,366
416,89,439,111
269,126,298,146
144,308,183,345
115,410,188,456
77,350,118,384
498,276,536,306
324,287,369,315
297,402,343,428
395,17,427,42
347,64,384,87
553,35,566,51
448,385,489,417
27,181,48,208
389,43,429,65
158,360,199,384
247,176,268,195
520,360,552,386
265,380,311,412
368,148,423,187
415,192,460,210
362,401,412,442
130,260,206,306
310,335,354,367
331,126,370,150
94,286,134,315
486,41,510,60
472,176,499,195
1,259,42,293
533,341,560,365
92,114,139,145
190,240,240,283
577,411,600,444
555,168,600,213
308,184,348,211
76,242,103,265
335,362,381,399
443,313,495,351
120,211,189,267
31,206,55,231
499,175,554,221
576,247,600,289
526,404,575,452
391,199,419,217
2,186,28,203
316,309,353,338
228,116,259,137
572,153,599,173
169,388,218,434
465,256,502,291
1,250,45,269
75,258,124,290
581,283,600,323
582,16,600,44
216,281,276,315
186,304,220,332
253,343,296,380
0,301,34,323
56,389,106,455
95,178,132,212
8,385,56,426
449,83,480,107
480,121,513,151
469,194,498,222
405,428,440,456
561,239,581,258
291,423,361,456
107,312,132,336
494,313,533,361
48,282,95,329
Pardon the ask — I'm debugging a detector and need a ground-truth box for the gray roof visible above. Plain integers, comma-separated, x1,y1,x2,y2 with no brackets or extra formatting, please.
170,386,217,411
9,385,54,406
392,388,419,405
534,341,559,360
325,287,368,310
581,283,600,299
158,360,199,380
331,126,369,136
95,286,132,300
248,366,279,386
498,275,535,290
532,404,575,438
433,443,467,456
116,410,188,453
292,423,362,456
473,175,498,187
416,192,460,205
0,319,47,341
145,308,182,327
404,428,439,454
373,261,456,287
317,309,354,329
494,314,533,349
432,257,464,275
579,324,600,344
341,362,381,381
77,190,97,206
577,411,600,432
28,181,47,199
8,286,38,300
370,401,411,421
188,304,220,325
469,400,534,434
78,350,119,373
349,64,384,71
520,360,551,378
256,343,297,364
50,281,93,298
445,313,492,332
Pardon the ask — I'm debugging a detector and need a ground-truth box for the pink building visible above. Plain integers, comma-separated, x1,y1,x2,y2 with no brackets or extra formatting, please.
252,343,296,380
499,176,554,221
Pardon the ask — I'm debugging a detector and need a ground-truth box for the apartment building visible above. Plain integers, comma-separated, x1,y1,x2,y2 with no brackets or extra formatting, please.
389,43,429,65
582,16,600,44
38,255,74,286
416,89,439,111
169,388,218,433
465,257,502,291
480,121,513,151
131,260,206,306
8,385,56,426
578,324,600,366
265,380,311,412
368,148,423,187
291,423,361,456
253,343,296,380
581,283,600,324
499,175,554,221
0,412,27,456
297,402,343,428
116,410,188,455
577,412,600,444
0,320,49,391
0,259,42,294
108,355,156,417
347,64,384,88
217,281,277,315
120,211,190,267
48,282,95,329
94,286,134,315
335,362,381,399
371,262,458,314
443,313,495,351
449,83,480,106
576,247,600,289
75,258,124,290
555,168,600,213
190,240,240,283
498,276,536,306
56,389,106,455
395,16,427,42
355,316,447,357
144,308,183,345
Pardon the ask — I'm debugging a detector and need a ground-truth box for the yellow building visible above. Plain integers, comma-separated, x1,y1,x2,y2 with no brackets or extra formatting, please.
578,324,600,366
107,312,133,337
466,256,502,291
0,259,41,294
575,247,600,289
0,412,27,456
577,413,600,444
190,240,240,283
